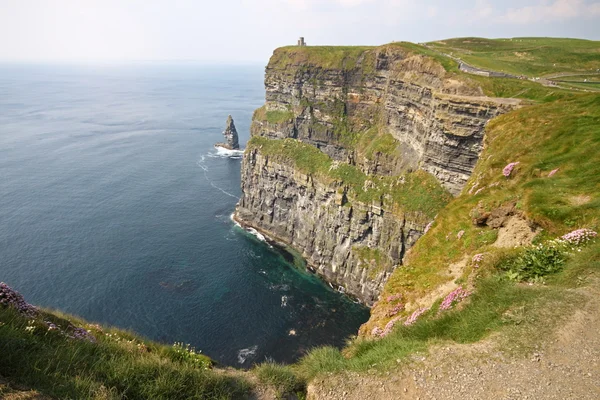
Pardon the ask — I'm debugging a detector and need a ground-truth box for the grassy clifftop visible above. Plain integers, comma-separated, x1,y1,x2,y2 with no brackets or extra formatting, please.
427,37,600,77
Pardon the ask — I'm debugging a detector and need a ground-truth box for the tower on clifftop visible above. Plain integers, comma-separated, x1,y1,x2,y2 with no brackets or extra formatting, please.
297,37,306,47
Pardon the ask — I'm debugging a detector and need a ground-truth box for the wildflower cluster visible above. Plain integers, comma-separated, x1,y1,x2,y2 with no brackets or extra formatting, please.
500,228,597,282
503,162,519,177
439,287,471,311
387,303,404,317
404,307,429,326
104,332,147,351
561,228,597,246
472,253,484,268
1,282,96,342
372,305,431,338
386,293,402,303
0,282,38,317
69,327,96,342
171,342,211,369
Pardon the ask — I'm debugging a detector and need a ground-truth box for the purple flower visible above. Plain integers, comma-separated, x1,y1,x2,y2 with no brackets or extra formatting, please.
386,293,402,303
371,327,383,337
503,162,520,177
439,287,471,311
0,282,38,317
561,228,597,246
404,307,429,326
387,303,405,317
70,327,96,343
472,253,484,268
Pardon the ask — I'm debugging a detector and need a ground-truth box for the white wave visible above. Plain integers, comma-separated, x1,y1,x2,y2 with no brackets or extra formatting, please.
237,345,258,364
230,213,242,228
247,228,266,242
231,214,273,248
213,146,244,158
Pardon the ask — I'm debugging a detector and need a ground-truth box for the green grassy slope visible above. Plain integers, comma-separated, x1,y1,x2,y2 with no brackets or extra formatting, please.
290,93,600,392
427,37,600,77
0,298,250,399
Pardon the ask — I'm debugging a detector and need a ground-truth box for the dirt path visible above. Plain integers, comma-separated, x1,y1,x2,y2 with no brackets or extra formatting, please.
307,279,600,399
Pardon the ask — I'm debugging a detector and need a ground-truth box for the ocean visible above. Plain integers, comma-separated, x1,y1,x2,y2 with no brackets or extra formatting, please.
0,63,369,367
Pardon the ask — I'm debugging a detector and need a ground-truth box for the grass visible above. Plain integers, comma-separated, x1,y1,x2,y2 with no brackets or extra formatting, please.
358,93,599,326
254,361,304,399
294,240,599,381
355,126,399,159
269,46,375,71
247,136,452,219
289,86,600,384
0,307,250,399
427,37,600,77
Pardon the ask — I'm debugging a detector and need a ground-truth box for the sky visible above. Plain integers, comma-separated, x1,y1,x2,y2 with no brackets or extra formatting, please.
0,0,598,63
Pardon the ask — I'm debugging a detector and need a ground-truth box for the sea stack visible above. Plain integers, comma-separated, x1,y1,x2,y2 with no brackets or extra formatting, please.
215,115,240,150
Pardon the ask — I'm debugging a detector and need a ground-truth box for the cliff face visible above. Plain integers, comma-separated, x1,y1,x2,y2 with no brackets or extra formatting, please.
236,44,518,304
236,149,426,304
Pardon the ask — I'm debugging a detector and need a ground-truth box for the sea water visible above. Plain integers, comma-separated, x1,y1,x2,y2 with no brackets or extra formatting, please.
0,64,369,366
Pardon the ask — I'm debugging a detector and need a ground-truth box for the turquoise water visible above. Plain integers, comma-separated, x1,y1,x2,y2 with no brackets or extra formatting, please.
0,64,369,367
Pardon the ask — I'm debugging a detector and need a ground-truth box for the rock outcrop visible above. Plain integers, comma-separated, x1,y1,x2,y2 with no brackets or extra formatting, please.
215,115,240,150
235,44,518,304
236,149,428,305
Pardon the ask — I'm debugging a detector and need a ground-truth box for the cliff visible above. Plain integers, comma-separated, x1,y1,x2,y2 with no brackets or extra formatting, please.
235,43,519,305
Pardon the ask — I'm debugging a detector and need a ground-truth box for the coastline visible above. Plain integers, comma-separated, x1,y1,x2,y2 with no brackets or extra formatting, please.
231,210,366,306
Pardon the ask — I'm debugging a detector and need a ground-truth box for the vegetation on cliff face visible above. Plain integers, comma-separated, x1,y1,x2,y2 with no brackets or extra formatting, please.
247,136,452,219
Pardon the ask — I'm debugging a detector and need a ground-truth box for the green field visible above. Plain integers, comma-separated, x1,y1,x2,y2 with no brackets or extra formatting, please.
427,37,600,77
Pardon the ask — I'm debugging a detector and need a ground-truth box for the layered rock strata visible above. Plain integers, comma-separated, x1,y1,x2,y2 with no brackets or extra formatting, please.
236,44,518,304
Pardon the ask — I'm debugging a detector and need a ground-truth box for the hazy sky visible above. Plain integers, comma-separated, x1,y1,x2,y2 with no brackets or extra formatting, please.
0,0,598,63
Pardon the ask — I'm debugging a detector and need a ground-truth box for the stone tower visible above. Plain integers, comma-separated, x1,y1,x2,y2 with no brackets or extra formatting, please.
297,37,306,47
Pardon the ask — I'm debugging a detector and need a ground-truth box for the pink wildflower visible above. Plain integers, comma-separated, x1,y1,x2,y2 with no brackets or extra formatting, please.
386,293,402,303
371,327,383,337
548,168,559,177
439,287,471,311
561,228,597,246
387,303,405,317
472,253,484,268
381,317,401,337
457,230,465,240
503,162,520,177
404,307,429,326
0,282,38,317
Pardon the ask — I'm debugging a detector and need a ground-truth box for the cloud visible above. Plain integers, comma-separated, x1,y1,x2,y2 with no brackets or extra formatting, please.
284,0,373,10
501,0,600,24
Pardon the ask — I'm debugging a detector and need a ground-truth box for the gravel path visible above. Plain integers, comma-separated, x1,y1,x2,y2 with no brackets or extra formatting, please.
307,279,600,400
